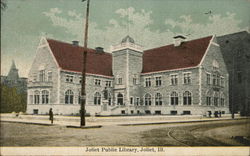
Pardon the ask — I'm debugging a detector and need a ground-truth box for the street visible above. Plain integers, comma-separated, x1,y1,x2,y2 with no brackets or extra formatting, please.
1,119,249,146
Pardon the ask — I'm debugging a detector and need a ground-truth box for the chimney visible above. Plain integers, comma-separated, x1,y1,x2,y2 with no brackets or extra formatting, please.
173,35,186,47
95,47,104,53
72,40,79,46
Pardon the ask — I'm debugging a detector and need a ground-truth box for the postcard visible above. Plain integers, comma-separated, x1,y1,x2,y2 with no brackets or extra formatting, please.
1,0,249,155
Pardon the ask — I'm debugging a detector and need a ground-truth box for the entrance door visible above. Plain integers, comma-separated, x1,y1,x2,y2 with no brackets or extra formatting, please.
117,93,123,105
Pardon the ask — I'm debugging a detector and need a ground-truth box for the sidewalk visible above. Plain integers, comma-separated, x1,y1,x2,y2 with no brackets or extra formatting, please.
0,113,245,127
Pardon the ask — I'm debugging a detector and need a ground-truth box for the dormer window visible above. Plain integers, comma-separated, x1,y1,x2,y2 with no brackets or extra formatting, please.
173,35,186,47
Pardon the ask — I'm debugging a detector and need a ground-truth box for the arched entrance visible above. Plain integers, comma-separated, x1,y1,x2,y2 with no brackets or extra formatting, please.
117,93,123,105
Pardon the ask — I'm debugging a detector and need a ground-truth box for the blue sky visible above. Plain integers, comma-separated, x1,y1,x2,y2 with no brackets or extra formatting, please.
1,0,250,77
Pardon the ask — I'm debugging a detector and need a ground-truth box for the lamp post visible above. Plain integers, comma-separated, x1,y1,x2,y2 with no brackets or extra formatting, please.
80,0,90,126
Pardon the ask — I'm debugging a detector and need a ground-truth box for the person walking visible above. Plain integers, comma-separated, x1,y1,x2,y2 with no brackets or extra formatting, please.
49,108,54,124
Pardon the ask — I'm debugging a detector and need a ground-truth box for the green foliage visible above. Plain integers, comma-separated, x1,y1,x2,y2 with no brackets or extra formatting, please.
0,84,26,113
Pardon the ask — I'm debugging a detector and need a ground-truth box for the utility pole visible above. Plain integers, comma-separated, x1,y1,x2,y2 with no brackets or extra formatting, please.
80,0,90,126
231,54,235,119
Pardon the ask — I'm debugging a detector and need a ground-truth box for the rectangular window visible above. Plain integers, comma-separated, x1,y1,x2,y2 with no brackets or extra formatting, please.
117,78,122,84
39,70,45,82
133,78,137,85
130,97,134,105
33,74,37,82
221,98,225,106
217,75,220,86
105,80,111,87
48,72,52,82
66,75,74,83
214,97,219,106
206,97,211,106
29,95,33,104
212,74,216,85
220,77,224,87
212,74,220,86
34,95,39,104
170,111,177,115
136,97,140,106
94,79,101,86
155,76,162,86
183,73,191,84
145,78,151,87
207,73,211,85
171,74,178,85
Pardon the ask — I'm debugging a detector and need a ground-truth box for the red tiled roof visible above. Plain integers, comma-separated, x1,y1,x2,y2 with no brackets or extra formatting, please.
47,39,113,77
142,36,213,73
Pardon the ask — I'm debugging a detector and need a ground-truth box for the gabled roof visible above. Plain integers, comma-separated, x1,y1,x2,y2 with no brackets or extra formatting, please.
47,39,113,77
142,36,213,73
46,36,213,77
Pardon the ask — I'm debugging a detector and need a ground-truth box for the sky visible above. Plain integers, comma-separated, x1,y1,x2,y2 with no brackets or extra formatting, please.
1,0,250,77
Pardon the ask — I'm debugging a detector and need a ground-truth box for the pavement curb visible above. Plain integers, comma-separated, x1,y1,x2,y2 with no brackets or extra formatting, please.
118,118,248,126
1,120,55,126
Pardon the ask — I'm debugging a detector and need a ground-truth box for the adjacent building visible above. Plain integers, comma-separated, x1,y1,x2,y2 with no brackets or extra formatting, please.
26,35,229,116
217,31,250,116
1,60,27,93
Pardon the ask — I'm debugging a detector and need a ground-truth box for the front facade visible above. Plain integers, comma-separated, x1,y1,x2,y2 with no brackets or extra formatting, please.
26,35,229,116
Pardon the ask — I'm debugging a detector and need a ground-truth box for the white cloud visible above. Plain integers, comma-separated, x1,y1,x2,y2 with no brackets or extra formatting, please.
165,12,243,39
43,7,244,51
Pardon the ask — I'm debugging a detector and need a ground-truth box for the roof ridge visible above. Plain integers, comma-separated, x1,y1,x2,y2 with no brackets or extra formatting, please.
144,35,213,52
46,38,111,54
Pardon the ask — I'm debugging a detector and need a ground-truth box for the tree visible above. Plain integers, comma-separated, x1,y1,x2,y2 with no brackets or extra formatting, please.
0,84,26,113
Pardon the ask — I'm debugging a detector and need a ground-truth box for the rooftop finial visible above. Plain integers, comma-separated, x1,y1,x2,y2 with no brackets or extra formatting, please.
121,35,135,44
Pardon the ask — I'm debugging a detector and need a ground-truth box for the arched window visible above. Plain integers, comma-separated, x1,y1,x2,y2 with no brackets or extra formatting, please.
144,94,151,106
155,93,162,106
34,90,40,104
206,90,212,106
170,92,178,105
42,90,49,104
220,93,225,106
117,93,123,105
94,92,101,105
108,93,112,105
213,91,219,106
183,91,191,105
65,90,74,104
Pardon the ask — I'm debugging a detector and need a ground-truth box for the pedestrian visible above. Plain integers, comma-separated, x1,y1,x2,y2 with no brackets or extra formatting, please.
49,108,54,124
214,111,218,118
219,111,222,117
208,111,212,118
